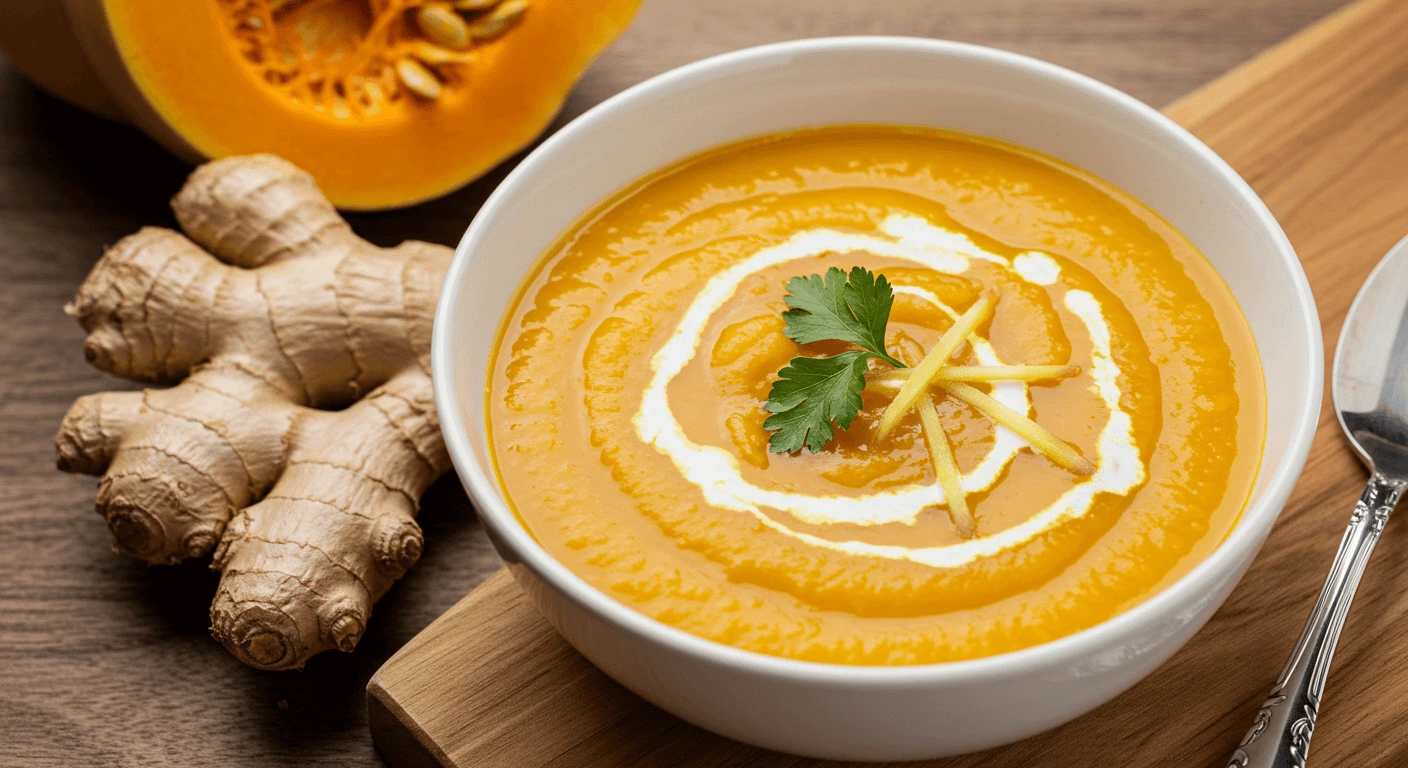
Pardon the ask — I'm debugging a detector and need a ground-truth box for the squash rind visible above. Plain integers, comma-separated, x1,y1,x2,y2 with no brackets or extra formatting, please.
0,0,123,118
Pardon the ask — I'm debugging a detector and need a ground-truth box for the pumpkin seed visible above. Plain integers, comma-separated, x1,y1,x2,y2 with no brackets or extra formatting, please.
452,0,502,10
415,2,471,50
468,0,528,41
395,57,443,100
402,40,476,66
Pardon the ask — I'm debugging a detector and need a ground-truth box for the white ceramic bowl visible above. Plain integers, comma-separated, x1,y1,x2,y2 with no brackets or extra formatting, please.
432,37,1321,761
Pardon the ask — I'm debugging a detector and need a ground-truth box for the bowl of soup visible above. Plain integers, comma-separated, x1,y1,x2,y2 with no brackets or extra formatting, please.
432,38,1320,760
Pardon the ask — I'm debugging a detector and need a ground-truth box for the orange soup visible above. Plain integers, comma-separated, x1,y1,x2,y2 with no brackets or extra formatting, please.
487,126,1265,665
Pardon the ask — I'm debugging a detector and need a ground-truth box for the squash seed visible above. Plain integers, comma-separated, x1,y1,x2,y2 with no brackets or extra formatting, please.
415,2,471,50
452,0,502,10
401,40,476,65
395,57,443,100
468,0,529,41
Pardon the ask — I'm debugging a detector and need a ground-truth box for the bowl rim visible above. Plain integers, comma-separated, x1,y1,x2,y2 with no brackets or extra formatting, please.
432,35,1323,686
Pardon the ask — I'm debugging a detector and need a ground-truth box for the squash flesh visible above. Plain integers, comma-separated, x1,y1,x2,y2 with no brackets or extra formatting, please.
98,0,641,208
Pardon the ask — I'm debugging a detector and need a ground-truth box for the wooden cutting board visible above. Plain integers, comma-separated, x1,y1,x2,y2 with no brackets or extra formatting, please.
368,1,1408,764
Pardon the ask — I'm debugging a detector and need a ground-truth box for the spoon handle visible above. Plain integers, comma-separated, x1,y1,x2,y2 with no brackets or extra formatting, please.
1227,474,1405,768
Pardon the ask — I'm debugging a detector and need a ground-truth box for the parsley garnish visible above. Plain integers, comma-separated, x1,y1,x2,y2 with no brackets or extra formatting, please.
757,267,1092,535
763,267,903,453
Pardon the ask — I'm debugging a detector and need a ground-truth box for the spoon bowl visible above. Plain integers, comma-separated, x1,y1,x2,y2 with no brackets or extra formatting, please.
1335,238,1408,479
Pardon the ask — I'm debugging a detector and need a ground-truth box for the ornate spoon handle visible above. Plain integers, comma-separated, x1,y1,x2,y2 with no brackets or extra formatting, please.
1227,474,1405,768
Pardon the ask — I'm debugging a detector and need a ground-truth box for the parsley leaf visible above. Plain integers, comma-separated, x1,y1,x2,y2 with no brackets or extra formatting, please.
763,351,871,454
781,266,905,368
762,266,904,454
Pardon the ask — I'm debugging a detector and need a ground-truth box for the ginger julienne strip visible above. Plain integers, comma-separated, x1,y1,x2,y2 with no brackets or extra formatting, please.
875,292,996,440
874,364,1080,384
916,393,974,537
940,382,1095,475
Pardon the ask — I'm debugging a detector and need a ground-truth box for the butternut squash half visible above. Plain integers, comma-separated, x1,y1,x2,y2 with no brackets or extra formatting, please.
2,0,640,209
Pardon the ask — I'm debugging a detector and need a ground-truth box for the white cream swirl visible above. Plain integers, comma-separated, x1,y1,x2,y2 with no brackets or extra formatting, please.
631,214,1145,567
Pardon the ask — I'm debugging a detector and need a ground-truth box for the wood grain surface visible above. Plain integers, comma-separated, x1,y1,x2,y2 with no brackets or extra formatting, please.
0,1,1354,766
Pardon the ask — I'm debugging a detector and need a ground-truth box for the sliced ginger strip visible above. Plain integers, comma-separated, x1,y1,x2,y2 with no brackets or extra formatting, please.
916,394,973,537
866,366,1093,476
867,377,902,396
893,335,973,537
941,382,1095,475
871,364,1079,385
875,292,996,439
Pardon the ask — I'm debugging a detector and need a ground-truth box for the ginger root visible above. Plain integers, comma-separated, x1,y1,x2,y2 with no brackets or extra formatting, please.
55,155,451,670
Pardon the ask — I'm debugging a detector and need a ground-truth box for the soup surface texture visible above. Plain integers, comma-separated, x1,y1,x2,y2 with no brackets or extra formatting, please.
487,126,1265,665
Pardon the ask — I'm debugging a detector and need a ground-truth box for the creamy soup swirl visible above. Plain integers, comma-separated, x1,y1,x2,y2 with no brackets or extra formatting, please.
634,215,1144,567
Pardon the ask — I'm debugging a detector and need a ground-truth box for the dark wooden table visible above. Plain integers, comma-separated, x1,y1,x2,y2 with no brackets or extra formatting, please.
0,1,1349,765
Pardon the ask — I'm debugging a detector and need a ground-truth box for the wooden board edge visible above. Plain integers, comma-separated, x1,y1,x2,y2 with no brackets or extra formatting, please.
367,569,525,768
368,675,454,768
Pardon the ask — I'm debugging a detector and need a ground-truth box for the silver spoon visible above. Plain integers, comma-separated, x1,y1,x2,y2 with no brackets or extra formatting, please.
1228,237,1408,768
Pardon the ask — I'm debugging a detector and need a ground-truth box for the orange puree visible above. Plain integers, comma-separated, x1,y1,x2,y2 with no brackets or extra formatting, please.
487,125,1265,665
